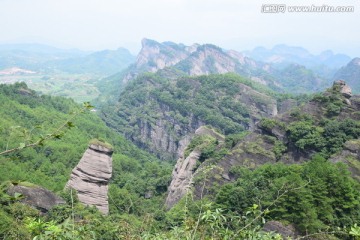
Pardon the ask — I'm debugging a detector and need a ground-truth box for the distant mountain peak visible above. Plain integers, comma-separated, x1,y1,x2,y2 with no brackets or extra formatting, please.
350,57,360,65
333,57,360,93
124,39,273,84
245,44,351,78
141,38,162,48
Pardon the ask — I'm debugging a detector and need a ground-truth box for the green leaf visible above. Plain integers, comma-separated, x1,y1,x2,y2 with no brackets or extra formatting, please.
66,122,75,128
83,102,94,109
14,192,23,199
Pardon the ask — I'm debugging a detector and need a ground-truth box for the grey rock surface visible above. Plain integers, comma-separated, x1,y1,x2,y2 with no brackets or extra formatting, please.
334,79,352,98
66,144,113,214
263,221,298,239
165,126,223,209
330,139,360,181
8,185,65,213
165,149,201,209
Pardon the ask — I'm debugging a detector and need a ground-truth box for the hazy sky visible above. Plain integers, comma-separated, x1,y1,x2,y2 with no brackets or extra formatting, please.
0,0,359,56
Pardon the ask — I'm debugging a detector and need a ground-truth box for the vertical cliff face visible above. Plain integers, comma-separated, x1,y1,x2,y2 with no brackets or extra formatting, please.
122,38,196,83
165,126,225,209
66,144,113,215
132,105,205,160
165,149,201,209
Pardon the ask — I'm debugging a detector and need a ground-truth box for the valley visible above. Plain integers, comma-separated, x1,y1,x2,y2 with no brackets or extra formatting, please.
0,72,101,103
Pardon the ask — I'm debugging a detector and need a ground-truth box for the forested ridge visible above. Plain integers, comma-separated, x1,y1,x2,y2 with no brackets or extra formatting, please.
100,71,297,160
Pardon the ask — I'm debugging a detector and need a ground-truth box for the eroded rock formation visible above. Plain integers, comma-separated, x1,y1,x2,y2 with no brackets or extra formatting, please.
334,79,352,97
66,144,113,215
165,126,224,209
165,149,201,209
8,184,65,213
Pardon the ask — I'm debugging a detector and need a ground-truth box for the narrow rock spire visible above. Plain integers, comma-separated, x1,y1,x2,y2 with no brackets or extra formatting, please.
66,142,113,215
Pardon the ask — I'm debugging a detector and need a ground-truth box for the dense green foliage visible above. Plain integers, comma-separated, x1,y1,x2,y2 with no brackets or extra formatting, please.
312,84,347,117
0,82,169,189
106,72,259,133
284,85,360,157
217,155,360,235
286,117,360,156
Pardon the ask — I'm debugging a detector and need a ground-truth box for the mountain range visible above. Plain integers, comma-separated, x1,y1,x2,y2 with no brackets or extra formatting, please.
0,43,135,75
1,38,360,239
102,39,358,98
1,40,359,96
244,44,352,78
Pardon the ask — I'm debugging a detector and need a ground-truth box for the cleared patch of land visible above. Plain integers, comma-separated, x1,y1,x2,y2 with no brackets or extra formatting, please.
0,73,103,103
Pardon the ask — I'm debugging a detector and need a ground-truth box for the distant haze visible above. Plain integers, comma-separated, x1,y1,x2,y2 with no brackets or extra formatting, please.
0,0,359,57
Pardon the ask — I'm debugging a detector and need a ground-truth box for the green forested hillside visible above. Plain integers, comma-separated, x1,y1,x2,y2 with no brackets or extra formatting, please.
0,83,174,239
100,71,288,160
173,81,360,238
275,64,331,93
0,82,168,190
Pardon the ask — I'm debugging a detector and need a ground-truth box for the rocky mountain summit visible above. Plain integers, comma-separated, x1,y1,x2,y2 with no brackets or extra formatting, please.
110,39,342,96
66,143,113,215
122,39,196,83
121,39,278,88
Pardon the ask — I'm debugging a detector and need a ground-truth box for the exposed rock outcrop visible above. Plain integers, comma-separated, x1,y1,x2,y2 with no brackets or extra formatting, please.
334,79,352,98
7,184,65,213
330,139,360,181
165,150,201,209
66,143,113,215
165,126,224,209
122,38,195,83
262,221,298,239
134,113,203,160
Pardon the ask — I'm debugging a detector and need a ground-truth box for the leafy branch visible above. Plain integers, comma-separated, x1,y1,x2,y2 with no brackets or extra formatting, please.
0,102,94,156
